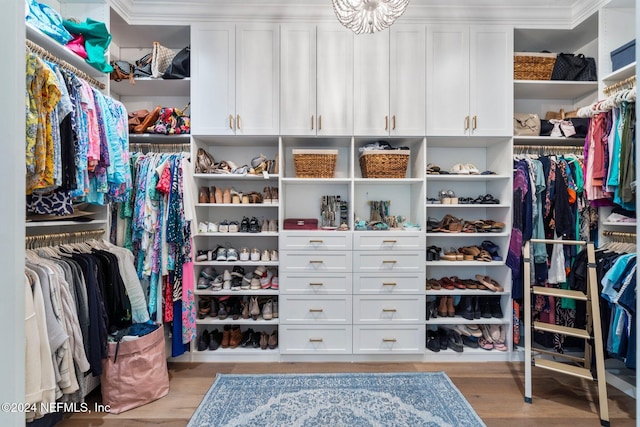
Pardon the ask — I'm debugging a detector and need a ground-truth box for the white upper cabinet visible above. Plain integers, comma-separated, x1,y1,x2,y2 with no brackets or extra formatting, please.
281,24,353,136
354,25,425,136
426,25,512,136
191,23,279,135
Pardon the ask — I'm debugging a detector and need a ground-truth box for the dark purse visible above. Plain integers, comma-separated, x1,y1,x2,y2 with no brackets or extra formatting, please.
551,53,597,81
133,53,153,78
162,46,190,79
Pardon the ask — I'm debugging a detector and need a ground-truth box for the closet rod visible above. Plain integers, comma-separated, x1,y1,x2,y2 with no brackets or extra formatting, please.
603,75,636,97
514,145,583,155
129,142,191,153
26,39,106,90
602,230,637,240
25,229,105,248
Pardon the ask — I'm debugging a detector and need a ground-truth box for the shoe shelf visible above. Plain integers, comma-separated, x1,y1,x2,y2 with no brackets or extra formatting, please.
426,317,507,325
426,175,510,181
192,347,277,355
353,178,424,184
196,317,280,325
195,290,279,296
425,290,510,296
425,232,510,238
281,177,352,185
110,77,190,97
425,204,510,209
425,260,505,267
194,173,280,181
194,261,280,267
195,203,280,208
426,347,510,355
196,231,279,237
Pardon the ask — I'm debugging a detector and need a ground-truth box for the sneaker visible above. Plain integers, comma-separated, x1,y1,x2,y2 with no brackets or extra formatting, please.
270,250,278,262
240,217,250,233
222,280,231,290
260,269,274,289
228,220,239,233
198,222,208,233
270,274,279,290
239,247,250,261
250,277,261,290
272,300,278,318
249,217,261,233
253,265,267,277
211,275,223,290
223,269,232,281
200,266,217,280
262,299,273,320
196,250,208,262
250,248,261,261
262,218,269,232
242,272,253,289
227,247,239,262
219,220,229,233
216,247,227,261
231,277,242,291
197,277,211,290
207,222,219,233
261,250,271,262
232,266,245,278
268,219,278,232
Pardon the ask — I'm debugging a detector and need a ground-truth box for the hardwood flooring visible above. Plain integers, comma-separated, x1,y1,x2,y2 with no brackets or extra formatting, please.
58,362,636,427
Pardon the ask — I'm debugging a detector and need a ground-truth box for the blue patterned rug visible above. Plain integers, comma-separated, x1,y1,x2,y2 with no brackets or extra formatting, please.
188,372,486,427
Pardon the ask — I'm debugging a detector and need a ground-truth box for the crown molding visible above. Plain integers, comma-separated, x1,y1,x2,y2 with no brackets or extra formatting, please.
110,0,603,28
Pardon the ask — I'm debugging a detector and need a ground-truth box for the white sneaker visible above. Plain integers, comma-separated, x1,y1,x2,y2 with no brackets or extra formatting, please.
222,280,231,290
270,250,278,262
239,247,250,261
250,248,261,261
261,250,271,262
207,222,218,232
198,222,208,233
223,269,232,281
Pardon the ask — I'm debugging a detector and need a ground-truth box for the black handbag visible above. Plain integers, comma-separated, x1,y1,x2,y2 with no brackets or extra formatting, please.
163,46,190,79
551,53,597,81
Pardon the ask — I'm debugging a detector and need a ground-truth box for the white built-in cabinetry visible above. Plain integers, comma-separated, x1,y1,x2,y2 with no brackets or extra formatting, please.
426,25,513,137
280,24,353,136
353,25,426,136
191,23,279,135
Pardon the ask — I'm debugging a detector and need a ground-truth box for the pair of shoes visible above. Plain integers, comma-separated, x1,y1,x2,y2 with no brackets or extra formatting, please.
426,245,441,261
475,275,505,292
450,163,480,175
437,296,456,317
426,329,440,351
263,187,279,204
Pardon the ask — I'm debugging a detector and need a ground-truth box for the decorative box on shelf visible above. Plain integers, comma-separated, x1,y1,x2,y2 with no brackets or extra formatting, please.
611,40,635,72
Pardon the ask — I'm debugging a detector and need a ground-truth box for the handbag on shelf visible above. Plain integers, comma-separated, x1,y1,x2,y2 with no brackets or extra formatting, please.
151,42,175,78
162,46,190,79
127,109,150,132
551,53,597,81
544,108,579,120
513,113,541,136
150,103,191,135
540,118,589,138
133,52,153,78
110,60,135,83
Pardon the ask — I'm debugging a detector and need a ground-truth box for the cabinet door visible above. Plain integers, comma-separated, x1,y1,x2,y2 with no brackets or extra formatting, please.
353,29,389,136
469,25,513,136
390,24,425,136
191,24,235,135
236,24,280,135
280,25,317,136
426,25,470,136
316,24,353,136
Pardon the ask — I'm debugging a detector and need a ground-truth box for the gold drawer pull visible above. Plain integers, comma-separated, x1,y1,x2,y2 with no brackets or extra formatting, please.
382,260,397,264
382,239,397,243
382,308,397,313
382,282,397,286
309,239,324,243
382,338,397,343
229,114,234,129
309,260,324,264
311,115,314,130
309,282,324,286
309,338,324,343
464,115,469,130
237,114,241,130
472,115,477,130
309,308,324,313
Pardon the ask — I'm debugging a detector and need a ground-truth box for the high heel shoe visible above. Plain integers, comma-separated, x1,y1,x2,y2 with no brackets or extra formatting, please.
270,187,278,204
196,148,216,173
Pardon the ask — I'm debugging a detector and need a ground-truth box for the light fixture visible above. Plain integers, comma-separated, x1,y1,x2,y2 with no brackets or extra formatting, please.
332,0,410,35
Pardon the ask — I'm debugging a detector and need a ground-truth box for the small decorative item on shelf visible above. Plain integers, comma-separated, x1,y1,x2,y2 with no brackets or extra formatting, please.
283,218,319,230
292,149,337,178
320,195,347,229
513,52,556,80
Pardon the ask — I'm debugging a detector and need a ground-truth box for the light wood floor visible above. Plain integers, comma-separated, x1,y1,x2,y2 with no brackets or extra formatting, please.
58,362,636,427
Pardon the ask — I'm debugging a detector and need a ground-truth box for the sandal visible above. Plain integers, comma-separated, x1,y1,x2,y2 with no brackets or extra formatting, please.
475,249,493,262
427,278,441,290
426,163,441,174
474,275,504,292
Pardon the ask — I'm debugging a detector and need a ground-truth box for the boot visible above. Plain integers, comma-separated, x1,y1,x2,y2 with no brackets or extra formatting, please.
473,296,481,319
221,325,231,348
437,296,448,317
268,329,278,349
479,297,492,318
229,326,243,349
260,331,269,350
197,329,210,351
215,186,223,204
490,296,503,318
209,329,221,351
223,187,231,204
250,296,260,320
199,186,210,204
209,186,217,203
446,295,456,317
461,296,474,320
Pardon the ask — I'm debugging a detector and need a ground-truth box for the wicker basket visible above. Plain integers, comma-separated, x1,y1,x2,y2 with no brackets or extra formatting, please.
359,150,410,179
514,52,557,80
292,149,338,178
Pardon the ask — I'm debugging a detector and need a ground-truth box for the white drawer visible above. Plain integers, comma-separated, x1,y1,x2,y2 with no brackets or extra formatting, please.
280,295,352,323
353,232,424,251
353,251,424,272
279,232,352,251
353,325,425,354
353,295,425,324
279,325,353,354
353,273,424,294
279,273,352,294
280,251,352,272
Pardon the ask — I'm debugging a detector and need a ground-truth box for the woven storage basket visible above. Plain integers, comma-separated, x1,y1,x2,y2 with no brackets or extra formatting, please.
359,150,410,178
292,149,338,178
514,52,557,80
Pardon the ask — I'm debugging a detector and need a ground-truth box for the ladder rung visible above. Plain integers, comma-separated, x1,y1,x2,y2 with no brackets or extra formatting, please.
533,347,586,363
532,287,588,301
533,321,591,339
533,358,594,380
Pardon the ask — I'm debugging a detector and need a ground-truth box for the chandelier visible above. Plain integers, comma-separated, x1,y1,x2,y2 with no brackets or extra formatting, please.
332,0,410,35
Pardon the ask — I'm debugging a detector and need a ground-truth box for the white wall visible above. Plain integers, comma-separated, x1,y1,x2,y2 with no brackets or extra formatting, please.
0,0,25,426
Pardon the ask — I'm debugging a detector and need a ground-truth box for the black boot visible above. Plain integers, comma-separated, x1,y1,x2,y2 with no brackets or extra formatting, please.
461,296,474,320
490,296,503,318
473,296,481,319
479,297,492,318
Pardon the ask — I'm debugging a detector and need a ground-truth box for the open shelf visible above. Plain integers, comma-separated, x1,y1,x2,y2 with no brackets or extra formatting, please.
110,77,190,96
514,80,598,100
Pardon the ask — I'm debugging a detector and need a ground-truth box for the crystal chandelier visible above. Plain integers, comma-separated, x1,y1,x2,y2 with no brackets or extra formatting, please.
332,0,410,35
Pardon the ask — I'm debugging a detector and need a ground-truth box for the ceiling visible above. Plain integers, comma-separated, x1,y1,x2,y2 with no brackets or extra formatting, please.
111,0,614,29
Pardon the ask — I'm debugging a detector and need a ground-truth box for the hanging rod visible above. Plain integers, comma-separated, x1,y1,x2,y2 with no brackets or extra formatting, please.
602,230,636,241
603,75,636,97
514,145,583,155
25,229,105,248
26,39,106,90
129,142,191,153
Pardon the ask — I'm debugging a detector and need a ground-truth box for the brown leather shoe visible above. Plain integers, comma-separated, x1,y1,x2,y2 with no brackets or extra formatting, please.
229,326,243,349
260,331,268,350
199,186,210,204
133,105,161,134
209,186,217,204
268,330,278,349
223,188,231,204
447,295,456,317
215,187,223,204
221,325,231,348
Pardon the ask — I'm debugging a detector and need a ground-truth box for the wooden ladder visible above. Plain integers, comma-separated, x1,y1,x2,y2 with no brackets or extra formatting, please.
523,239,609,427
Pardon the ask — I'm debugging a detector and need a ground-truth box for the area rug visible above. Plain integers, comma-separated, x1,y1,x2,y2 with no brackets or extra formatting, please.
188,372,486,427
